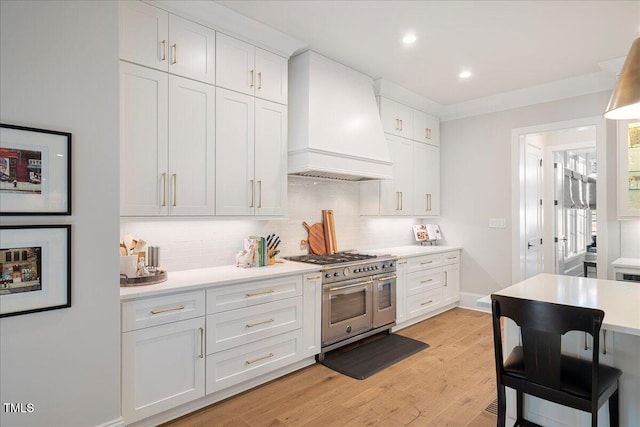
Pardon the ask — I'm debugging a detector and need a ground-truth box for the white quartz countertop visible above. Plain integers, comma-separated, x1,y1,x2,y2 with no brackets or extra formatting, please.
365,245,461,258
611,257,640,269
479,273,640,336
120,260,321,301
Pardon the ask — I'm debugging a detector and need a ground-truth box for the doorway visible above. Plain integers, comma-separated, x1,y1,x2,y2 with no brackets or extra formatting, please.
511,117,607,283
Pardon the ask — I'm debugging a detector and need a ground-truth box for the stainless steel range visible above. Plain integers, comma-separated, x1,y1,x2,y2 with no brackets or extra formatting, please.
286,252,397,360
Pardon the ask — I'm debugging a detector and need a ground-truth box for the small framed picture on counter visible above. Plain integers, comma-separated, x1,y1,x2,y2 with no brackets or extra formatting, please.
0,225,71,317
0,123,71,215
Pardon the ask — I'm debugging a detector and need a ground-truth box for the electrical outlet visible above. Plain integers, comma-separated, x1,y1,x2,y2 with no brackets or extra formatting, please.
489,218,507,228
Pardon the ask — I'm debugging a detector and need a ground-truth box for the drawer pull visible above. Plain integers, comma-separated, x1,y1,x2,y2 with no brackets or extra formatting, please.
199,327,204,359
447,257,457,260
420,300,433,306
420,279,433,284
420,261,433,265
306,275,322,280
150,305,185,315
246,352,274,365
246,318,275,328
246,289,275,297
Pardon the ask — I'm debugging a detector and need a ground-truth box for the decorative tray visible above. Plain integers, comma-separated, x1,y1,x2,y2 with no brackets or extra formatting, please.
120,270,167,287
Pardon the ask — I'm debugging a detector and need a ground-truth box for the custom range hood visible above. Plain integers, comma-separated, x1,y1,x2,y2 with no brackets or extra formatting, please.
288,51,392,181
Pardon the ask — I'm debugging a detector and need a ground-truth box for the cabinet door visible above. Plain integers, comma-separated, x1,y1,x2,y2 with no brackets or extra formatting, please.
168,14,216,84
122,317,205,424
380,137,413,215
396,103,413,139
442,263,460,305
413,110,440,146
119,1,168,72
215,33,255,96
303,273,322,357
216,88,255,215
254,99,287,216
414,143,440,216
395,260,408,325
168,76,215,215
120,62,169,216
255,48,288,104
379,97,400,136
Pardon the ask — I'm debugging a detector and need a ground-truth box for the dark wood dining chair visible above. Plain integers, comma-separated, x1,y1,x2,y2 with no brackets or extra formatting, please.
491,294,622,427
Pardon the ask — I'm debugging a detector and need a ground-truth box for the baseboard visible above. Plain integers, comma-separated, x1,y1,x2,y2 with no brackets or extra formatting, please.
459,292,490,313
95,417,125,427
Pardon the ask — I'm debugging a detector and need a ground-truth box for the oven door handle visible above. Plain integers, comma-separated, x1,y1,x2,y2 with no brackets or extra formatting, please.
376,275,397,281
329,280,373,292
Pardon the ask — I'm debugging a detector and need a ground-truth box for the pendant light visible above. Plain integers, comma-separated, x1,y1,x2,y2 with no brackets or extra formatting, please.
604,37,640,120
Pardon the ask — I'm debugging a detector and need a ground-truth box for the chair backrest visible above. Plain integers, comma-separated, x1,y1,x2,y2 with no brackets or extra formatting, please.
491,294,604,391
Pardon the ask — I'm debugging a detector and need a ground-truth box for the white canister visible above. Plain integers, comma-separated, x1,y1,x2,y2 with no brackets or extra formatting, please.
119,255,138,278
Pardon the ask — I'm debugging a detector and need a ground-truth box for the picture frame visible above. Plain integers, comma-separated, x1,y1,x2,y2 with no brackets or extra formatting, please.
0,225,71,317
0,124,71,215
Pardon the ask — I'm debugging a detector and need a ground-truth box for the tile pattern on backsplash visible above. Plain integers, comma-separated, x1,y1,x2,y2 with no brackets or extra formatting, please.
121,177,440,271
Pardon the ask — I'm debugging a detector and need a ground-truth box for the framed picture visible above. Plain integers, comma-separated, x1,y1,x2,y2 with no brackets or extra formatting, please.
0,124,71,215
0,225,71,317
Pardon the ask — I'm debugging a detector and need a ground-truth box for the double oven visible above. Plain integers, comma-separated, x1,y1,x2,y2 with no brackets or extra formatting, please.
286,252,397,360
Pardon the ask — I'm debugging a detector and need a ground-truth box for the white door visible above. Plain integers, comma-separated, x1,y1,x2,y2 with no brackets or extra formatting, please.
380,136,413,215
168,75,215,215
554,152,567,275
216,88,254,215
254,99,287,216
215,33,255,95
119,1,168,72
255,48,289,104
524,142,543,278
120,62,168,216
168,14,216,84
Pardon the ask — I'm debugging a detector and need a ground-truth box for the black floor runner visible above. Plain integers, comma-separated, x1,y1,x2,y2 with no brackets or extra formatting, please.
320,333,429,380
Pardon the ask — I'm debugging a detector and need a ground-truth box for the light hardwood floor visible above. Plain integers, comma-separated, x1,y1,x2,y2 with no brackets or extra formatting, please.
162,308,497,427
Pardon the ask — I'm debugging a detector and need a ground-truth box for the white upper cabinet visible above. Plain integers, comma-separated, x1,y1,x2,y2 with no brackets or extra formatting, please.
120,1,215,84
413,142,441,216
215,88,287,216
412,110,440,146
380,136,414,215
379,97,412,139
216,33,288,104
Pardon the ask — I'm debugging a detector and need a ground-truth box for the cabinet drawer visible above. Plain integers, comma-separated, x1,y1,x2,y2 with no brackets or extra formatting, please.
122,290,205,332
206,329,302,394
206,296,302,354
407,269,442,296
441,251,460,265
406,288,442,319
406,254,443,273
206,275,302,314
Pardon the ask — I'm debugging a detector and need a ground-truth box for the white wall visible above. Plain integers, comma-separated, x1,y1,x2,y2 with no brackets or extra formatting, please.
0,2,121,427
439,91,629,295
122,177,427,271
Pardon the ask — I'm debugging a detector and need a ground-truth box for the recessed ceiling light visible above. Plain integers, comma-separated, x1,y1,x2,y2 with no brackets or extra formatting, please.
402,34,417,44
459,70,472,79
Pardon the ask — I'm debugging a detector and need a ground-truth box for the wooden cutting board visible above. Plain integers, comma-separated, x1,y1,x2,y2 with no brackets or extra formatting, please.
323,210,338,255
303,221,327,255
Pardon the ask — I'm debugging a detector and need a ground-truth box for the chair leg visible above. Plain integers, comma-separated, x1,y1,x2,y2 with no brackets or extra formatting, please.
517,390,524,422
497,385,506,427
609,389,619,427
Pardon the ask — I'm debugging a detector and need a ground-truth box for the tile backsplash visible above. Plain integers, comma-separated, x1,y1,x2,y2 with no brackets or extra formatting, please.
121,177,435,271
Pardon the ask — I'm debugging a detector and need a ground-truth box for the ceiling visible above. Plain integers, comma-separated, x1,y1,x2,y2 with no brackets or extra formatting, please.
216,1,640,107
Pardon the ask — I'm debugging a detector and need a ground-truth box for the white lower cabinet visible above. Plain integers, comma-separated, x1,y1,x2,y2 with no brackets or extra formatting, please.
121,272,322,425
395,250,461,330
121,291,206,424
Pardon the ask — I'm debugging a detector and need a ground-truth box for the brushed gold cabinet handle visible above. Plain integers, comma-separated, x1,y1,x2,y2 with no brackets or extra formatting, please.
396,118,400,131
245,289,274,297
246,352,274,365
199,327,204,358
400,191,403,210
150,305,185,315
171,44,177,64
420,300,433,306
399,119,403,131
161,173,167,207
420,261,433,265
172,174,177,207
258,71,262,90
306,275,322,280
250,69,254,88
444,271,448,286
420,279,433,284
160,40,166,61
246,318,274,328
249,180,254,208
258,180,262,208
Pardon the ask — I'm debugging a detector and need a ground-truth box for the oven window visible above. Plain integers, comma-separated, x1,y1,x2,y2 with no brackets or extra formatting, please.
377,282,392,310
330,289,366,324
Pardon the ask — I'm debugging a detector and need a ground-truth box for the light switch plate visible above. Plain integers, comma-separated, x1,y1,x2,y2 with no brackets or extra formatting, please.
489,218,507,228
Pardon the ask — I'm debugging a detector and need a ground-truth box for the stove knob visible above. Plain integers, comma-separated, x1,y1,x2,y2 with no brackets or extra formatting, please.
343,267,351,276
355,268,361,273
325,273,331,279
334,272,339,277
375,265,379,269
382,264,386,269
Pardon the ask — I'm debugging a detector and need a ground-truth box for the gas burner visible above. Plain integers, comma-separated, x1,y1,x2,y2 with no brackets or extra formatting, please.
285,252,378,266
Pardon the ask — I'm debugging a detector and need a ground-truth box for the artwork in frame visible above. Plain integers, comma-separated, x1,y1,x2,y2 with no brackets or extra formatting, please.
0,124,71,215
0,225,71,317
